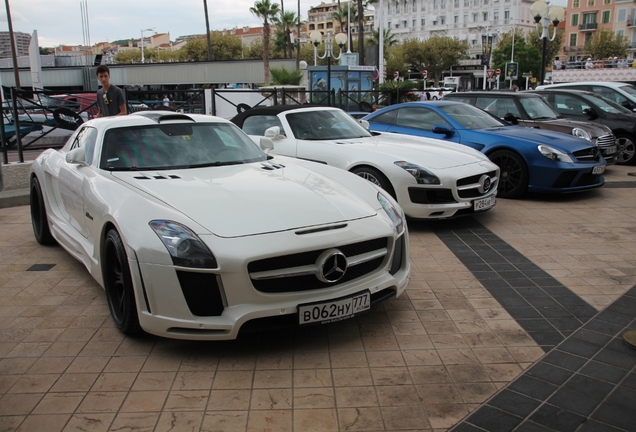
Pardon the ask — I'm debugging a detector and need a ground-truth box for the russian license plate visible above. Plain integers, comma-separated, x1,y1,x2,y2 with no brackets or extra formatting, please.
298,291,371,325
604,145,617,155
474,195,496,212
592,165,606,175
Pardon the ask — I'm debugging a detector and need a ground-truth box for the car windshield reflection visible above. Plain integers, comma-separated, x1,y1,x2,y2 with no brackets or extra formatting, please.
439,104,506,130
286,110,372,140
100,123,267,171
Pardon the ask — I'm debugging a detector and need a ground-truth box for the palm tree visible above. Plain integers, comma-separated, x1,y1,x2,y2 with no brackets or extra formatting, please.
274,10,297,58
332,4,358,35
250,0,281,85
369,28,398,49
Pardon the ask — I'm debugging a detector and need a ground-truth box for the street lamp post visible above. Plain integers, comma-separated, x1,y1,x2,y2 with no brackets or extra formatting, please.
481,32,495,90
531,0,565,86
140,28,154,64
309,30,348,106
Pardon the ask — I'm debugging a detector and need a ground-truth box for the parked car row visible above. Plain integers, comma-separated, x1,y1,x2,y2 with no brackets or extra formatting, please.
29,83,626,341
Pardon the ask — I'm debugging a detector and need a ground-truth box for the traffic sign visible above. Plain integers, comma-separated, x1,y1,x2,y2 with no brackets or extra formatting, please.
486,69,495,79
495,68,501,76
422,70,428,78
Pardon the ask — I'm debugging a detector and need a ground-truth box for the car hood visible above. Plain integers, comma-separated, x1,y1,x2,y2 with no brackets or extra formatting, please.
110,162,377,238
472,126,596,152
536,118,612,137
329,134,488,169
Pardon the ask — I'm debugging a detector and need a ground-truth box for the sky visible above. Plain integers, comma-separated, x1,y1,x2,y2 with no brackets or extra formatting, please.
1,0,318,47
3,0,567,48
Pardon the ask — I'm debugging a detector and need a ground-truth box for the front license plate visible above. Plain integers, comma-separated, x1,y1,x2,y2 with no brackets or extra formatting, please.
604,145,617,155
474,195,496,212
298,291,371,325
592,165,606,175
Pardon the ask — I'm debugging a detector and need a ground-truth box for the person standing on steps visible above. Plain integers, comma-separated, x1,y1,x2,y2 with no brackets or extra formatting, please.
95,65,127,118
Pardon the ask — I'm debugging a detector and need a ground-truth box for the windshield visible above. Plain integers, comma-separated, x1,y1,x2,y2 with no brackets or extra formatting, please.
518,97,560,119
583,93,633,114
439,104,506,129
286,109,372,140
618,84,636,96
100,122,267,171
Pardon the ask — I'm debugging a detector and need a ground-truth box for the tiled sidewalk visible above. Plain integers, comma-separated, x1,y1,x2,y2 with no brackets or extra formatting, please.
0,166,635,431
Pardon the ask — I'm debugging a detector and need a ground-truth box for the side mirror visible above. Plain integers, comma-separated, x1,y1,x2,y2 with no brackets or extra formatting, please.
65,146,86,164
264,126,282,140
582,107,598,119
358,119,370,130
503,113,519,125
260,137,275,154
432,124,454,136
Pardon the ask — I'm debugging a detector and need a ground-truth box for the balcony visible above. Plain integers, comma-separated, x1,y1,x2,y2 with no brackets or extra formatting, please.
627,20,636,28
579,23,598,31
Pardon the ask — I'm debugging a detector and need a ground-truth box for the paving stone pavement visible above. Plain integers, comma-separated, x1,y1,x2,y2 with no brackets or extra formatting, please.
0,165,635,432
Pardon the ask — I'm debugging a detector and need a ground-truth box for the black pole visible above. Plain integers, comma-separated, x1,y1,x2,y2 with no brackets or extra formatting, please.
327,55,331,107
540,35,547,85
5,0,20,88
0,89,7,164
203,0,212,61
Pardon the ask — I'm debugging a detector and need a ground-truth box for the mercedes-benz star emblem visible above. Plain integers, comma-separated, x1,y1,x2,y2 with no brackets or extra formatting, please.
478,174,492,194
317,250,348,283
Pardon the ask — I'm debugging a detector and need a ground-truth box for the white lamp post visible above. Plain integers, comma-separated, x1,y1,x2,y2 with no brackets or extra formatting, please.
530,0,565,85
309,30,348,106
140,28,154,64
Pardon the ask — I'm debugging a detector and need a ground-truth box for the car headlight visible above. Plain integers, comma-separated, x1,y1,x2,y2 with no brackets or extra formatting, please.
378,192,404,234
394,161,440,184
572,128,592,141
538,145,574,163
149,220,217,268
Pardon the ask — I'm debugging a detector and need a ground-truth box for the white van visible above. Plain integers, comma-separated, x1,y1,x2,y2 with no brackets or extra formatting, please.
535,81,636,112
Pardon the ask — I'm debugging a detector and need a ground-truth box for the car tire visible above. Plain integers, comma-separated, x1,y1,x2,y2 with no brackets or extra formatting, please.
351,166,396,199
488,150,528,199
615,134,636,165
104,229,141,335
30,176,56,245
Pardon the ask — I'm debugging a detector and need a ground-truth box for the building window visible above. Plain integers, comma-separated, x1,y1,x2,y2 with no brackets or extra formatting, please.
441,0,447,7
464,13,468,23
454,14,459,23
616,29,624,36
617,9,626,22
454,0,459,6
569,33,577,46
571,14,579,26
602,10,610,23
421,18,426,25
588,0,595,6
403,20,408,27
604,0,611,4
483,12,489,21
464,0,469,6
473,12,479,22
494,11,499,21
440,15,446,24
413,19,417,27
434,0,439,8
573,0,580,6
504,10,510,19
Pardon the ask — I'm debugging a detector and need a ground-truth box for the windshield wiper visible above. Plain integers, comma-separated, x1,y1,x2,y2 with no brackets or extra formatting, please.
187,161,245,168
533,116,556,120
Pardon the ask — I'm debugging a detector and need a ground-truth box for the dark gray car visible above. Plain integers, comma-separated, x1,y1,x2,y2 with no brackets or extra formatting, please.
444,91,618,165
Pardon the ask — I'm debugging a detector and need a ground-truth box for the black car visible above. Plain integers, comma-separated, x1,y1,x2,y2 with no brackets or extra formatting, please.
529,89,636,165
444,91,618,165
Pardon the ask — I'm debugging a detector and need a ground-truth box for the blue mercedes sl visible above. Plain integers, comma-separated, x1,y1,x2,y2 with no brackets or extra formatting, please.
364,101,606,198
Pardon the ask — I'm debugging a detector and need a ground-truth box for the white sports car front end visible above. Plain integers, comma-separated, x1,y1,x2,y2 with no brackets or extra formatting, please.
231,106,500,219
30,112,409,340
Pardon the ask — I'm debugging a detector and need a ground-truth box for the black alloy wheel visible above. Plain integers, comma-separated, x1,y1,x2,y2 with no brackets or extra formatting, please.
489,150,528,199
30,176,56,245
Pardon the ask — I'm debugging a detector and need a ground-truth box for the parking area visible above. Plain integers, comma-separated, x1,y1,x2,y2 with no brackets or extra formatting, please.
0,166,635,432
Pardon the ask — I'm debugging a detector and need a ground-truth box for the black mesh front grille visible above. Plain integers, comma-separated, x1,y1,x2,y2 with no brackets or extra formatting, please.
553,171,578,188
408,187,456,204
248,237,389,294
176,271,225,316
252,257,385,293
573,147,601,162
456,170,497,187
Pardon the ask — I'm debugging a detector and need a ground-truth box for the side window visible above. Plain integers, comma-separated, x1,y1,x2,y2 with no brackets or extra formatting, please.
71,126,98,164
242,115,283,136
476,97,521,118
592,86,626,105
371,109,398,125
553,94,585,115
447,96,472,104
395,107,448,131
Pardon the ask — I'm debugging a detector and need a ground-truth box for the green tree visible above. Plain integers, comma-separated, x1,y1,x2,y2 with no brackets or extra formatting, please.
384,44,407,82
378,79,417,105
178,38,208,61
401,36,468,85
250,0,281,85
270,67,303,84
114,49,141,64
273,10,297,58
585,29,630,60
491,33,541,89
210,32,242,60
527,27,564,72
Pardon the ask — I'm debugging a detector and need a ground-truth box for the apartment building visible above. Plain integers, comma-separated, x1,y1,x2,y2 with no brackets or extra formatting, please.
564,0,636,61
382,0,537,60
0,31,31,58
305,1,375,42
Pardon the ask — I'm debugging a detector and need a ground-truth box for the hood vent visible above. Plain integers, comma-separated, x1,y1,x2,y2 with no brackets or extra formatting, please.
261,162,286,171
133,173,182,180
295,223,348,235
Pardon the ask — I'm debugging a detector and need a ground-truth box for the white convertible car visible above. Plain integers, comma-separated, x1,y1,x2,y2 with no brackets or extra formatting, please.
30,112,410,340
231,106,500,219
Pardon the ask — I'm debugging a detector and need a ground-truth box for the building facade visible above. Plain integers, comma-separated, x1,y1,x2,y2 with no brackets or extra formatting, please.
0,31,31,59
